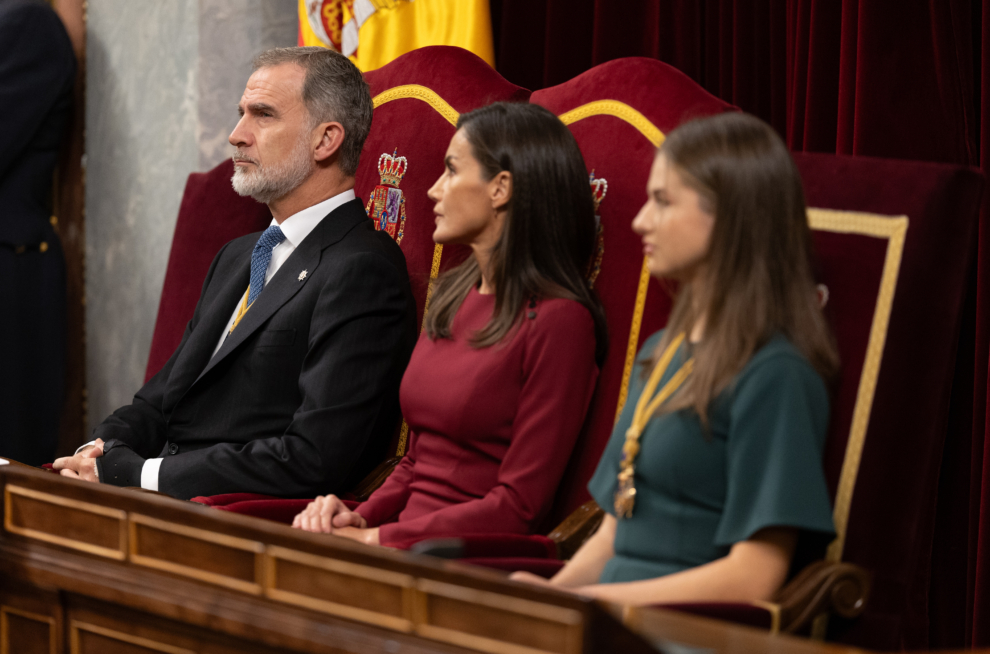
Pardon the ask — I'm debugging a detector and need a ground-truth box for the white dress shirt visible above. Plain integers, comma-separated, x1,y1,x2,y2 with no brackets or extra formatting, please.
80,190,357,492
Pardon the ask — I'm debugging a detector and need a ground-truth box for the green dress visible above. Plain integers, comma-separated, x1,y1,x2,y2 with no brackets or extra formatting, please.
587,330,836,583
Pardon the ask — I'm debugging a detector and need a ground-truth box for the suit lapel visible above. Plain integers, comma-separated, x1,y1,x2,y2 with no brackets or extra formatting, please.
191,198,367,386
162,245,252,409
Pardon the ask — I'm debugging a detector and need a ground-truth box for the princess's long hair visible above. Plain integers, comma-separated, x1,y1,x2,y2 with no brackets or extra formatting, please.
652,112,839,422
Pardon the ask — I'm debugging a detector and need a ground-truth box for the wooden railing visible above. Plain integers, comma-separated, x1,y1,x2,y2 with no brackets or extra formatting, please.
0,464,882,654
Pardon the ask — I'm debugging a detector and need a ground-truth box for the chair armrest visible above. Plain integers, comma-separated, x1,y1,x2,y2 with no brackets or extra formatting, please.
773,560,872,633
546,500,604,560
347,456,403,502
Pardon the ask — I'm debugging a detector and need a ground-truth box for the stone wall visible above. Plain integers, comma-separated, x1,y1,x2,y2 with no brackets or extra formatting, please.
85,0,296,431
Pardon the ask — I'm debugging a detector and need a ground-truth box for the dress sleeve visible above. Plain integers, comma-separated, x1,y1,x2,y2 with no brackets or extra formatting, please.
714,353,836,546
378,301,599,545
356,434,417,527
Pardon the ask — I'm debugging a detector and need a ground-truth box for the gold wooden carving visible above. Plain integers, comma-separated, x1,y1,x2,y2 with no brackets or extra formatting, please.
70,620,195,654
128,514,264,595
4,485,126,560
414,579,583,654
1,605,56,654
264,544,415,632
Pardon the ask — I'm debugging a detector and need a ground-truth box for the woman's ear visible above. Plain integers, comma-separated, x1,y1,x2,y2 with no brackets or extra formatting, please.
490,171,513,210
314,122,345,163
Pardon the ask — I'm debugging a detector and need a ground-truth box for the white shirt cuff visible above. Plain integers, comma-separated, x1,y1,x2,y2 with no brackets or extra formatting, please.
141,458,163,492
74,440,97,455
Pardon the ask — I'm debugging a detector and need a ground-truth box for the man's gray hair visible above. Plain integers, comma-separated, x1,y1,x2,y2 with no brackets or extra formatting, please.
253,46,373,177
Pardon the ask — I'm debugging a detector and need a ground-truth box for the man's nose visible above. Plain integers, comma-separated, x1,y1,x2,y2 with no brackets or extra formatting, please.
229,116,250,147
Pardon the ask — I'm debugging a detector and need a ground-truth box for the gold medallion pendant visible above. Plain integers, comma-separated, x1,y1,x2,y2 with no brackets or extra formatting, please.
613,333,694,519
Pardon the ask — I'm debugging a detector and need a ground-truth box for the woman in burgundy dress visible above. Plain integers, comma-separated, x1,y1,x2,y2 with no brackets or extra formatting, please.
292,102,607,547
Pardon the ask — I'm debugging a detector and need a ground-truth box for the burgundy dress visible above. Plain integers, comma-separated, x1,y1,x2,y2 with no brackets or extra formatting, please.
357,287,599,546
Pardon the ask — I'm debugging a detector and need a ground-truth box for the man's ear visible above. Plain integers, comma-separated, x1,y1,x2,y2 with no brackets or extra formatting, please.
314,122,345,163
490,171,513,210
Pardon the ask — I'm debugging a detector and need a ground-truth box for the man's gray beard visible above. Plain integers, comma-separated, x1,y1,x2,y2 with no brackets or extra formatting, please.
231,137,313,205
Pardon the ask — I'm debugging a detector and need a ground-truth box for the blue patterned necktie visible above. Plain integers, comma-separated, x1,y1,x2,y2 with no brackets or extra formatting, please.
248,225,286,306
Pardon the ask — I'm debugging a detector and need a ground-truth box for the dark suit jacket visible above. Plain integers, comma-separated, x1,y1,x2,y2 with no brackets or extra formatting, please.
0,0,75,465
94,198,418,500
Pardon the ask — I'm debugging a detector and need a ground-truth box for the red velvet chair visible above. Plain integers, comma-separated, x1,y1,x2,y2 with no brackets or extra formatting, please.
383,57,984,645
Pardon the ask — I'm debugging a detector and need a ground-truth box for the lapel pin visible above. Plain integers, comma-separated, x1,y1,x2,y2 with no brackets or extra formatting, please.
298,270,308,281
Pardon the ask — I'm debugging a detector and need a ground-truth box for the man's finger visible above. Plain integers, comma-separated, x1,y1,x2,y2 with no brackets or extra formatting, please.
52,457,67,470
59,469,79,478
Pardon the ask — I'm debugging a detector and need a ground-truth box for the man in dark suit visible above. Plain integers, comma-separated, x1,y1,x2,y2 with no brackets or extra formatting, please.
0,0,76,465
54,47,417,500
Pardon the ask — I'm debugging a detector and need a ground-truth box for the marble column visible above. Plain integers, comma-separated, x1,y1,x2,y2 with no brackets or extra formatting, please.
85,0,296,432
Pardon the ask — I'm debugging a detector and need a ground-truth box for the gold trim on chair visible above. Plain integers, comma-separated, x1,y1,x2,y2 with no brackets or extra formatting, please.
749,600,781,635
558,100,665,147
615,258,652,423
372,84,460,126
557,102,667,424
806,209,908,638
807,209,908,564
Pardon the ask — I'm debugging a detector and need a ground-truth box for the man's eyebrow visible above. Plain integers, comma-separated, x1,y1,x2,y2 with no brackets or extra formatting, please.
245,102,278,116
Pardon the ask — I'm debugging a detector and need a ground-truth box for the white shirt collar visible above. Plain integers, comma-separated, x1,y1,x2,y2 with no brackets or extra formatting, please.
269,188,357,247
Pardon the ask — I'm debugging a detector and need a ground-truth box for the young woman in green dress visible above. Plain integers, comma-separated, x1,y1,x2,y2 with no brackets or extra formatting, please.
512,112,839,604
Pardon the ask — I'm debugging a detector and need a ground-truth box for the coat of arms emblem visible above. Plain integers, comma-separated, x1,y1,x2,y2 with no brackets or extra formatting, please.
366,148,408,244
586,171,607,287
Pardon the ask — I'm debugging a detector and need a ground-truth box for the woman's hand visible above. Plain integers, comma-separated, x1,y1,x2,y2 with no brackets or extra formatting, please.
292,494,367,533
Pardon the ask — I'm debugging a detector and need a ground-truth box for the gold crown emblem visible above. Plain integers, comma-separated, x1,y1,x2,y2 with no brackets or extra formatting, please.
589,170,608,213
378,148,408,187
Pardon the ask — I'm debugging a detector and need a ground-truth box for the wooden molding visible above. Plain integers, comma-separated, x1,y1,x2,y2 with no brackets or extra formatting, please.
4,485,126,560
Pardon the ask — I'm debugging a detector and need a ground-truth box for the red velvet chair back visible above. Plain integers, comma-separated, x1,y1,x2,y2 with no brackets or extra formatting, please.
357,46,530,329
791,154,982,648
145,160,271,382
529,59,735,527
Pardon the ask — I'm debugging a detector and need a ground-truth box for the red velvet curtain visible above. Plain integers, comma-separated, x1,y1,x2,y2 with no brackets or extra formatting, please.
491,0,989,647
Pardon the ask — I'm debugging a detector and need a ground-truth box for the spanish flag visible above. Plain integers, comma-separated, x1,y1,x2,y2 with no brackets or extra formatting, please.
299,0,494,72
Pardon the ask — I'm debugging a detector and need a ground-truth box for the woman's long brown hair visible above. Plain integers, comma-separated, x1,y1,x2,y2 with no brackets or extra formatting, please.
651,112,839,423
424,102,608,364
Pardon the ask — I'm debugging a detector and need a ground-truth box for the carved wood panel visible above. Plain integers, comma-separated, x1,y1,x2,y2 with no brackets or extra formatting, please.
0,580,62,654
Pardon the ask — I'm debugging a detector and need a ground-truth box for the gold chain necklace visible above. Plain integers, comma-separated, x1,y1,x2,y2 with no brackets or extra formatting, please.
614,332,695,518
